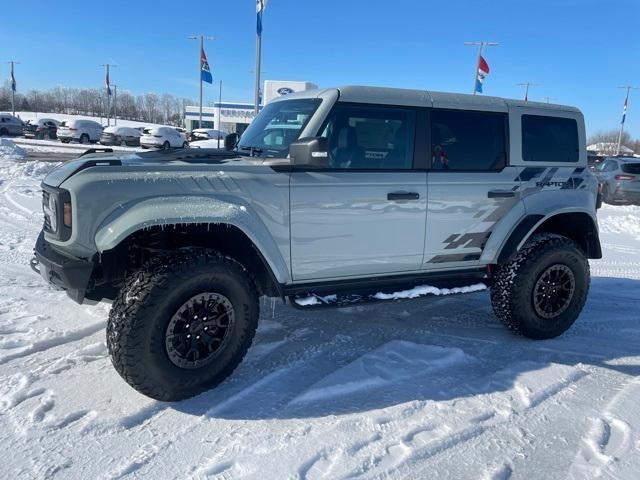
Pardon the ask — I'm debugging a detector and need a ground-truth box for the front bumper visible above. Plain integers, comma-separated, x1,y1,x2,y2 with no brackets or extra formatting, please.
31,231,94,304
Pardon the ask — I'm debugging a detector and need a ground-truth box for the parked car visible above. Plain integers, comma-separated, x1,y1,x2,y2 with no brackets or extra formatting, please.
57,119,103,144
32,85,601,401
0,113,25,136
23,118,60,140
99,126,142,147
189,128,225,143
140,126,188,149
594,156,640,205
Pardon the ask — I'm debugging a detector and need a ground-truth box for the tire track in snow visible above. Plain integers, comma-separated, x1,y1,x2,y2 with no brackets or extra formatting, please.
0,320,106,365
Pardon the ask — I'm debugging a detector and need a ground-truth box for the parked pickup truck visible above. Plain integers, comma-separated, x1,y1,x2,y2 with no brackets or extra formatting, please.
32,86,601,401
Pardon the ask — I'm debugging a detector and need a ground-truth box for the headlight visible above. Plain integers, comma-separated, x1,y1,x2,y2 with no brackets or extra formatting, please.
42,187,71,240
44,193,58,232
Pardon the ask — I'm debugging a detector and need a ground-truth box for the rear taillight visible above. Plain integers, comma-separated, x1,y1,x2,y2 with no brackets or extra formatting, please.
615,174,635,181
68,127,77,131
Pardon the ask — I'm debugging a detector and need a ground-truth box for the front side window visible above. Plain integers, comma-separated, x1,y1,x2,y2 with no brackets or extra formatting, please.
238,98,320,157
319,103,416,169
431,109,507,170
522,114,579,163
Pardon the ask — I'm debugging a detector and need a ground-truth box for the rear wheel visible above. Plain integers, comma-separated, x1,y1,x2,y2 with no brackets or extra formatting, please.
106,250,259,401
182,142,189,149
0,128,7,136
491,233,589,340
163,141,170,150
80,133,89,144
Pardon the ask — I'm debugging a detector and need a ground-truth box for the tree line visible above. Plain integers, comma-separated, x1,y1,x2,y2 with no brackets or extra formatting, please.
588,130,640,156
0,81,195,126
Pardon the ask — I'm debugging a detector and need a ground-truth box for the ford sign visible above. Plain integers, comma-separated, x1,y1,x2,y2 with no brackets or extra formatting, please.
277,87,295,96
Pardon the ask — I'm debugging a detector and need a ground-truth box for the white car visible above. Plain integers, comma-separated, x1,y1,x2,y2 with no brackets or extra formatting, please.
190,128,225,144
57,119,103,144
140,126,188,150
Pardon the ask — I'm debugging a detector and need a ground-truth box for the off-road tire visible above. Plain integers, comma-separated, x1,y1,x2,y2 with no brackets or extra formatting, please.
491,233,589,340
106,250,260,401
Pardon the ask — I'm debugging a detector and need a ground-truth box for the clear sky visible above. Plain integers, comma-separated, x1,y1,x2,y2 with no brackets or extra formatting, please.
2,0,639,137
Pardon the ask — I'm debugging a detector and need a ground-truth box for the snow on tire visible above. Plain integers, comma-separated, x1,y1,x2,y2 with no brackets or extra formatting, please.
490,233,590,340
106,249,259,401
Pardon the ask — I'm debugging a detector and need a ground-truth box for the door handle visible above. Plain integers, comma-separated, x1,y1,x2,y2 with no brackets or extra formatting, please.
488,190,516,198
387,191,420,201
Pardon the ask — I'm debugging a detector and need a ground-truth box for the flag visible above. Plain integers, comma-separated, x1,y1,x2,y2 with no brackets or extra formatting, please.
10,63,16,93
105,69,111,96
621,96,628,125
474,55,490,94
256,0,267,36
201,47,213,84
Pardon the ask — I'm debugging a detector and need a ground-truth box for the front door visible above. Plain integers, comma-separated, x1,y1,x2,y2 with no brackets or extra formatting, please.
425,108,520,267
290,103,427,281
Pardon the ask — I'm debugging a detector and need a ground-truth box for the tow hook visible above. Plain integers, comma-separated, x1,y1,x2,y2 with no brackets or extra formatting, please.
30,257,41,274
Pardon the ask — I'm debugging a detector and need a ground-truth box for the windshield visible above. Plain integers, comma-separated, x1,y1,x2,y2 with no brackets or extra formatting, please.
237,98,321,157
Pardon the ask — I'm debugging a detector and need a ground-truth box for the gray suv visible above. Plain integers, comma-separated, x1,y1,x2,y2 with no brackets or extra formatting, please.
31,86,602,401
0,113,25,136
594,156,640,205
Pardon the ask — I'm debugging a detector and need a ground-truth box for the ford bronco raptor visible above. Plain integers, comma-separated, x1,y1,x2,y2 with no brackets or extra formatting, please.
32,86,601,401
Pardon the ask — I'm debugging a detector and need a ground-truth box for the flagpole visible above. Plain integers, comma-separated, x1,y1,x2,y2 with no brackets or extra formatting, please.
113,85,117,126
11,62,15,116
464,41,497,95
189,35,214,129
254,29,262,114
517,82,540,102
7,61,20,116
615,86,639,156
254,0,265,114
106,65,110,126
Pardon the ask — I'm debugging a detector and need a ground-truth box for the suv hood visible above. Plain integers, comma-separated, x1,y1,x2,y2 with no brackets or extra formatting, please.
42,148,270,187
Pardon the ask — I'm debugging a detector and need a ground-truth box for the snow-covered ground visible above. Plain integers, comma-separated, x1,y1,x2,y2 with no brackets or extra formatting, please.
0,142,639,479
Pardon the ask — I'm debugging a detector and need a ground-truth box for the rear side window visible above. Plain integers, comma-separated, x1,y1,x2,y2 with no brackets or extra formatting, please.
622,163,640,174
522,115,578,163
430,110,507,171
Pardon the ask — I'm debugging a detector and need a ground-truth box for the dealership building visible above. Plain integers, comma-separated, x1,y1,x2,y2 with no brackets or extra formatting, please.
184,80,317,133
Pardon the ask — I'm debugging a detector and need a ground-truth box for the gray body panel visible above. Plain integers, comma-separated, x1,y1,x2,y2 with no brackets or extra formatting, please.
40,85,598,294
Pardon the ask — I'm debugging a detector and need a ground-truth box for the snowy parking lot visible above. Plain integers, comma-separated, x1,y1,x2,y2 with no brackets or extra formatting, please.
0,141,639,479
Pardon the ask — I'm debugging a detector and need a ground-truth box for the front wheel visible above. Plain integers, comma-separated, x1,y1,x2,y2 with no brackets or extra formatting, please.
491,233,589,340
106,250,259,401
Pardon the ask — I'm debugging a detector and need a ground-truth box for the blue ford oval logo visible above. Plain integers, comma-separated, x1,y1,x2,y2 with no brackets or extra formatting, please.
277,87,295,96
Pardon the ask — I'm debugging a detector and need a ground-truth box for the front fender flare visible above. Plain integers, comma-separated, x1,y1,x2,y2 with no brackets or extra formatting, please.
94,195,291,283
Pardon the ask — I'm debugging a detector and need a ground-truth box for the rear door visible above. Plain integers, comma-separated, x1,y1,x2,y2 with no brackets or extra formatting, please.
425,108,520,267
290,103,427,281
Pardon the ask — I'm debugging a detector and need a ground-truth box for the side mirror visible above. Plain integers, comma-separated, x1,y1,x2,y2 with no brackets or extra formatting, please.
224,132,240,151
289,137,329,167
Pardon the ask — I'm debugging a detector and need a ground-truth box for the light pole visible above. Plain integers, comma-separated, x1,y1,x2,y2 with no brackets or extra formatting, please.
189,35,215,128
517,82,540,101
101,64,117,126
616,86,639,156
464,41,498,95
